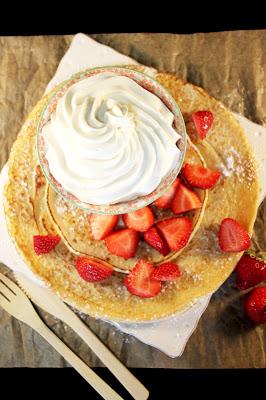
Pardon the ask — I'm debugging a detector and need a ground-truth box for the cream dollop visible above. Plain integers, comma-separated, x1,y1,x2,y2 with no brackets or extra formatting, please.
43,73,182,204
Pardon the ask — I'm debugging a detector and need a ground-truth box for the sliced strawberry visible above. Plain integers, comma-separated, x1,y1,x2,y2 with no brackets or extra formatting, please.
157,217,192,252
143,226,170,256
182,164,221,189
123,206,154,232
171,183,202,214
75,257,113,282
125,259,161,298
235,254,266,290
89,214,118,240
151,262,181,281
153,178,180,209
33,234,60,255
218,218,251,252
244,286,266,324
105,228,140,259
191,110,214,140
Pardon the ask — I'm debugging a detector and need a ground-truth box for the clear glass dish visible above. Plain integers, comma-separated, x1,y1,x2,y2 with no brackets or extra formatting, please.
37,66,187,214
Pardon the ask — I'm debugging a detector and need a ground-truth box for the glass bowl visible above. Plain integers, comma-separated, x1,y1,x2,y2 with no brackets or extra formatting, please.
37,66,187,214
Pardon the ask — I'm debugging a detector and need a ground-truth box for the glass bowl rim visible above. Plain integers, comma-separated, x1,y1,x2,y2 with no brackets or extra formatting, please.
36,65,187,214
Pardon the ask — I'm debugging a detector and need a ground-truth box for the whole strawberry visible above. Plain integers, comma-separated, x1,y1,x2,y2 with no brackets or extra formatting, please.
235,254,266,290
245,286,266,324
33,234,60,255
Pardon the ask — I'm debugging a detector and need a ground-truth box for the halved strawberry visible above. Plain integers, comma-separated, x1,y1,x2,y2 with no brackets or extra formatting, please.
182,164,221,189
75,257,113,282
171,183,202,214
143,226,170,256
153,178,180,209
218,218,251,252
123,206,154,232
191,110,214,140
105,228,140,259
151,262,181,281
33,234,60,255
125,259,161,298
157,217,192,252
89,214,118,240
235,254,266,290
244,286,266,324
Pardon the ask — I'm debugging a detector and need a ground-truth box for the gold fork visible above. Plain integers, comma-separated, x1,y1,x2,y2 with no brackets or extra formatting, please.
0,272,124,400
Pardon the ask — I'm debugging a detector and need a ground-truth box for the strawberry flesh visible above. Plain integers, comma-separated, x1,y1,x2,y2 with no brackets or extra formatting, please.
183,164,221,189
219,218,251,252
235,254,266,290
123,206,154,232
192,110,214,140
153,178,180,209
151,262,181,281
171,183,202,214
157,217,192,252
76,257,113,282
105,228,140,259
245,286,266,324
143,226,170,256
89,214,118,240
125,259,161,298
33,234,60,255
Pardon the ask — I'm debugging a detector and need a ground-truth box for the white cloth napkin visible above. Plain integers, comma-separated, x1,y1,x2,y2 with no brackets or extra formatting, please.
1,33,266,358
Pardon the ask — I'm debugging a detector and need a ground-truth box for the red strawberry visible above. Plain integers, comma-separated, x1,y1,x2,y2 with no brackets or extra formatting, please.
76,257,113,282
125,259,161,298
157,217,192,252
105,228,140,259
33,234,60,255
245,286,266,324
151,262,181,281
143,226,170,256
89,214,118,240
182,164,221,189
123,206,154,232
219,218,251,252
153,178,180,209
171,183,202,214
191,110,214,140
235,254,266,290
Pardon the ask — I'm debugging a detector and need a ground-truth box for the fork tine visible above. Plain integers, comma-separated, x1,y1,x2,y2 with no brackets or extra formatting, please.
0,289,11,305
0,272,21,295
0,279,13,300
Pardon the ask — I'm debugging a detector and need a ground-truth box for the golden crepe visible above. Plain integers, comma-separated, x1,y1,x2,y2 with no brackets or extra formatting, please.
45,136,207,272
4,66,259,321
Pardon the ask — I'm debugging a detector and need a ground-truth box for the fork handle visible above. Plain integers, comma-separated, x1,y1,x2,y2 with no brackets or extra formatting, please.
32,319,124,400
64,312,149,400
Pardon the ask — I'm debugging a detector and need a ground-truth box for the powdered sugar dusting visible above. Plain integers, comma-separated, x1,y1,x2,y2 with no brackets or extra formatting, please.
218,145,255,186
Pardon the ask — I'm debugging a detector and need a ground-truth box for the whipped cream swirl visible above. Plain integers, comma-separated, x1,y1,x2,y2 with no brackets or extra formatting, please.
43,73,182,204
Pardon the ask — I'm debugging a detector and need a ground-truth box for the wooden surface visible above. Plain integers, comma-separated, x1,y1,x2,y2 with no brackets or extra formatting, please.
0,33,265,368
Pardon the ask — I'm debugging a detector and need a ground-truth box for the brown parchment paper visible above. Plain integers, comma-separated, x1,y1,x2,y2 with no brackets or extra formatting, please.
0,32,266,368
